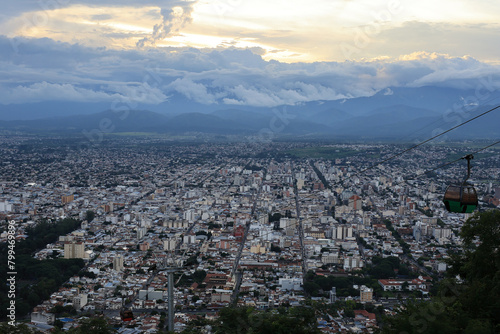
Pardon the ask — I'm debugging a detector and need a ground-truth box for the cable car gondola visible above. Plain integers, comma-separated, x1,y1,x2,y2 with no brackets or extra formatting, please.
443,154,478,213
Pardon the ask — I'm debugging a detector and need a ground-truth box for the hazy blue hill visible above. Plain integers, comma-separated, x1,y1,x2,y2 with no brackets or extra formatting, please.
0,93,218,121
252,85,479,125
326,104,500,139
151,93,222,116
211,108,265,120
356,115,443,139
2,110,170,133
312,86,478,116
0,85,474,121
1,109,248,134
165,112,247,134
445,105,500,139
280,119,333,135
80,110,170,132
169,110,334,135
0,86,498,138
305,108,351,126
0,101,112,120
365,104,438,119
211,109,270,128
0,107,336,136
328,105,437,135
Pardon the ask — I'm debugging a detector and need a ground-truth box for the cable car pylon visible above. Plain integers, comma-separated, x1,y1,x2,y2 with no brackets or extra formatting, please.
152,248,184,332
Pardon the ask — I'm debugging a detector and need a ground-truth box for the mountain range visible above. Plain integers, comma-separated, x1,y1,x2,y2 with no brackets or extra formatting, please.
1,86,499,140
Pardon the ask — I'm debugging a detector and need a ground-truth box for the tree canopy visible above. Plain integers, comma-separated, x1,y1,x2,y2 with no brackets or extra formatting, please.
382,210,500,333
212,306,320,334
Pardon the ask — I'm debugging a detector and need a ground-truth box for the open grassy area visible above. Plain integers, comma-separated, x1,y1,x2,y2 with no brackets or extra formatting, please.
110,132,160,136
286,146,380,160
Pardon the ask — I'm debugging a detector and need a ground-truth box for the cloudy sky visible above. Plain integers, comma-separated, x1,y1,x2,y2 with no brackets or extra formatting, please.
1,0,500,108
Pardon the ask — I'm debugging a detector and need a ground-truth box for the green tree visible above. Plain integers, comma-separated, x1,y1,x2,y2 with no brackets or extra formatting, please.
0,323,34,334
53,319,64,329
213,306,320,334
85,210,95,222
304,281,322,297
68,317,115,334
381,299,458,334
180,315,212,334
268,213,282,223
192,270,207,283
270,244,282,253
448,210,500,328
382,210,500,333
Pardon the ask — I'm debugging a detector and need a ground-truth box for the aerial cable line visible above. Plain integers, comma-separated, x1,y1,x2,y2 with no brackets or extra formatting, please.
301,136,500,204
251,152,500,243
225,138,500,245
404,93,500,141
348,104,500,181
264,141,500,239
408,139,500,181
254,141,500,242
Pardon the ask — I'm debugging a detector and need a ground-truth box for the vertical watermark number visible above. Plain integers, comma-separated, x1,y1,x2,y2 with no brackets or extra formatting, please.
7,220,17,326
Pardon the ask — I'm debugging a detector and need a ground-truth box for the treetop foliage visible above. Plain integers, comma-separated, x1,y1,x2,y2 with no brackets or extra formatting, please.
382,210,500,334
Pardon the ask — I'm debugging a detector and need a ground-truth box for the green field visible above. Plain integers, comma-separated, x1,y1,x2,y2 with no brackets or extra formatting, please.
286,146,380,160
110,132,160,136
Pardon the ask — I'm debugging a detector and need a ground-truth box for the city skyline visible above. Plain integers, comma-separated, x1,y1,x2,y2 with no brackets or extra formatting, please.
1,138,499,331
1,2,500,331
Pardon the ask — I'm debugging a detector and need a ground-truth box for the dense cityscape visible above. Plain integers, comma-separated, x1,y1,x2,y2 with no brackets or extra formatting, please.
1,135,499,333
2,0,500,332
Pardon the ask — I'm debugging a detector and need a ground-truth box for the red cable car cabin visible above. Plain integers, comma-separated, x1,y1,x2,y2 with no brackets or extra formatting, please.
442,154,478,214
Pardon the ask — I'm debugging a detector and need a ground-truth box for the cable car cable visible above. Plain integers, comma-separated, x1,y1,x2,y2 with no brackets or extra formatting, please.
234,139,500,243
348,104,500,182
252,141,500,243
418,140,500,178
404,93,500,141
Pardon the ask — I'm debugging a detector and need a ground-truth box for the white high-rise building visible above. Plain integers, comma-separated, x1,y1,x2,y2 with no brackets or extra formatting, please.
360,286,373,303
113,255,124,271
64,242,85,259
336,225,344,239
184,209,196,222
137,227,147,239
329,287,337,303
163,238,177,251
346,226,353,238
73,294,88,310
